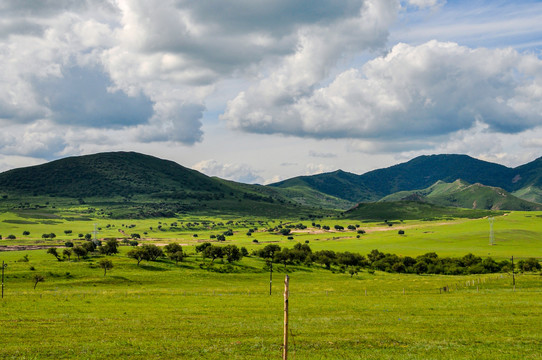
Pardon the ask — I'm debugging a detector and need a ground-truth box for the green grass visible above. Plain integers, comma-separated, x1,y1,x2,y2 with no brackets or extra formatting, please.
0,248,540,359
1,211,541,359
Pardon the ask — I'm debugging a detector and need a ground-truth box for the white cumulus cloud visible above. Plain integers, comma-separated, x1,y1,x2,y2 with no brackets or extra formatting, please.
225,40,542,148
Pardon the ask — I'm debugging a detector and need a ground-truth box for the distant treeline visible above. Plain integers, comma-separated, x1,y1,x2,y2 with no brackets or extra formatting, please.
252,243,541,275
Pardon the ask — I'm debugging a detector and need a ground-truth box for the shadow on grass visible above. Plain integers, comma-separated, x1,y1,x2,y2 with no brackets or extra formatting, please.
140,264,168,271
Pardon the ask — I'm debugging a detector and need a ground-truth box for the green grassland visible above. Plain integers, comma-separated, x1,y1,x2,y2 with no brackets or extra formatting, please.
1,209,541,359
0,248,540,359
1,208,541,259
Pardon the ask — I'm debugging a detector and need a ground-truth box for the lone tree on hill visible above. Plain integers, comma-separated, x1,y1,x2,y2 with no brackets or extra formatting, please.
99,259,113,276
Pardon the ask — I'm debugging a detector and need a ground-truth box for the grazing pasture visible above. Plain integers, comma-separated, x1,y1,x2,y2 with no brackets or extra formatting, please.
0,210,541,359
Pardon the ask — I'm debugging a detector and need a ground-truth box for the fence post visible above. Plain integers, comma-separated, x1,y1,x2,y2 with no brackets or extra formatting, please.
283,275,289,360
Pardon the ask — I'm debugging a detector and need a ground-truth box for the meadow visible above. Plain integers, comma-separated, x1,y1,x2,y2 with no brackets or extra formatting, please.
0,210,541,359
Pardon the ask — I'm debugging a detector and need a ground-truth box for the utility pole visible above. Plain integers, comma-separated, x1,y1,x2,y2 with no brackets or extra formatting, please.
511,256,515,286
268,259,273,295
2,260,7,299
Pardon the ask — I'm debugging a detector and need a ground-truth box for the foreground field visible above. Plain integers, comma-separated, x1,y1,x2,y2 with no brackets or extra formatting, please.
0,248,541,359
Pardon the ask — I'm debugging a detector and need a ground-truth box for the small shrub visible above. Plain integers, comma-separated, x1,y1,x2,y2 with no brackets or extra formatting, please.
398,230,405,235
65,241,74,248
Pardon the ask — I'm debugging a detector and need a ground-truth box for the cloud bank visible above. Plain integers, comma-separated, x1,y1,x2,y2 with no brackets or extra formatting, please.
225,40,542,150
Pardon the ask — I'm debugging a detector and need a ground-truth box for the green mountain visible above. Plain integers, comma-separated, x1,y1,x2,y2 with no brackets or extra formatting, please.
270,154,542,208
0,152,333,218
380,179,542,211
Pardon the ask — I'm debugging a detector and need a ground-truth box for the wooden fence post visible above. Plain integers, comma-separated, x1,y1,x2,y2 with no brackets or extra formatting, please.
283,275,289,360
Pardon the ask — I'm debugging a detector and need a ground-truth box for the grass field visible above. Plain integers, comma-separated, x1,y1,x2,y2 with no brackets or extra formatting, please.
0,247,541,360
1,210,541,359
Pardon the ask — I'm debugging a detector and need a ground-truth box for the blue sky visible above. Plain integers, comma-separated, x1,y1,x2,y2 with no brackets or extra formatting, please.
1,0,542,184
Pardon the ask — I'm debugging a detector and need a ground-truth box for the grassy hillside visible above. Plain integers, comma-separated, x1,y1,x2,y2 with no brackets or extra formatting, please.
269,154,542,208
343,200,498,221
381,180,542,211
0,152,336,219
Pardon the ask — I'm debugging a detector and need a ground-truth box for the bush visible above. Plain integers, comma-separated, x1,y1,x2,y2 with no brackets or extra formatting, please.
23,231,30,236
65,241,74,248
398,230,405,235
7,235,16,240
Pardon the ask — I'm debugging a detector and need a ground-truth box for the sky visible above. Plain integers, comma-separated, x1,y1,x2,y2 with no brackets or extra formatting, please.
2,0,542,184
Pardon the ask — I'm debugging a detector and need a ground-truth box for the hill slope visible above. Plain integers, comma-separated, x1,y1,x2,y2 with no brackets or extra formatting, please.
270,154,542,207
0,152,333,218
380,179,542,211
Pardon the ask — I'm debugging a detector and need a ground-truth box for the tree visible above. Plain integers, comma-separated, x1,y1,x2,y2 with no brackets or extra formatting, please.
195,242,212,253
73,246,87,260
203,245,223,263
47,248,60,261
33,274,45,289
7,234,16,240
223,245,242,263
142,244,164,261
84,233,92,241
169,251,185,264
257,244,281,260
99,259,113,276
127,247,146,266
64,230,73,235
164,243,184,264
279,228,291,236
348,266,360,277
23,231,30,236
100,239,119,255
63,248,73,261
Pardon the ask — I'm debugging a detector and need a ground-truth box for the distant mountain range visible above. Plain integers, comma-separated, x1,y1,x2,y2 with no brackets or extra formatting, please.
0,152,541,216
269,154,542,210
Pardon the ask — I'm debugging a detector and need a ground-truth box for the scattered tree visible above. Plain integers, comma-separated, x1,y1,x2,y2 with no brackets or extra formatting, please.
99,259,113,276
33,274,45,289
63,248,73,261
72,246,87,260
46,247,60,261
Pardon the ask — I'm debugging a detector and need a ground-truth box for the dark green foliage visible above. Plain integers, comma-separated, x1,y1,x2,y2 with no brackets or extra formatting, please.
280,228,291,236
22,231,30,236
222,245,242,263
195,242,211,253
7,234,16,240
100,239,119,255
46,247,60,261
65,241,74,247
127,244,164,265
164,243,184,264
62,248,72,261
256,244,281,259
203,245,224,262
72,246,87,260
131,233,141,239
99,259,113,276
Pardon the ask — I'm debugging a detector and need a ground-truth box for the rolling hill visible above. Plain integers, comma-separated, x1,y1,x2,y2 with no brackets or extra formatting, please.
0,152,333,218
380,179,542,211
270,154,542,208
